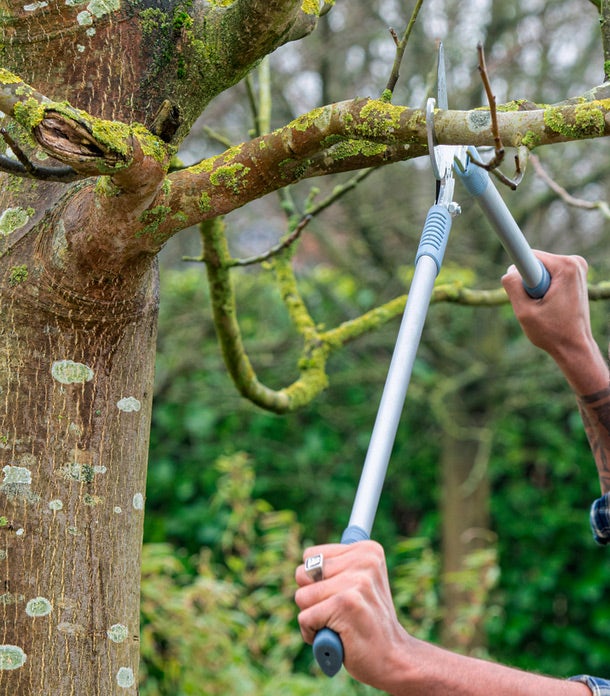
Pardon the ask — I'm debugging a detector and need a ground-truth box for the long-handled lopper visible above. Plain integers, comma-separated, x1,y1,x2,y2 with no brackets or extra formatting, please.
311,44,551,677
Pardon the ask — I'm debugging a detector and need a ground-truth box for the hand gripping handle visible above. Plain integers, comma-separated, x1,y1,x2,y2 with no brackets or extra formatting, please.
456,153,551,298
312,525,370,676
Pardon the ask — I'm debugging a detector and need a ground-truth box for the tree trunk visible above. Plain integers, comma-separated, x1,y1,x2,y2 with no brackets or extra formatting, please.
440,419,492,652
0,179,158,694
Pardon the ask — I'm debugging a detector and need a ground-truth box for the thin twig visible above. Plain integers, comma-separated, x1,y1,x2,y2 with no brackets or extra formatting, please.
305,167,378,217
530,153,610,218
384,0,425,97
201,125,234,150
476,43,504,169
229,215,313,267
245,72,260,137
0,128,79,182
474,45,527,189
600,0,610,80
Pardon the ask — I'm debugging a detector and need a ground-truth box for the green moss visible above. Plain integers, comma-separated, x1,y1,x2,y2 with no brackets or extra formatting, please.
131,123,172,163
497,100,527,112
210,163,250,194
356,100,403,140
83,494,103,506
89,118,132,158
521,130,541,149
0,68,21,84
574,102,606,136
544,103,605,139
139,7,167,34
191,157,215,175
330,140,387,160
13,98,45,129
292,107,327,132
173,7,192,30
199,192,212,213
138,205,172,239
8,265,28,286
95,176,122,197
5,176,25,194
301,0,320,14
138,1,196,84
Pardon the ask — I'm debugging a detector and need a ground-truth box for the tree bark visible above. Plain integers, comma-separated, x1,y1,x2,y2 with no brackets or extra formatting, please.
0,180,158,694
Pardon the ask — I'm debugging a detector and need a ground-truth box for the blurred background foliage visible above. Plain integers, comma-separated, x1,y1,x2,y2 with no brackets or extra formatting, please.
139,0,610,692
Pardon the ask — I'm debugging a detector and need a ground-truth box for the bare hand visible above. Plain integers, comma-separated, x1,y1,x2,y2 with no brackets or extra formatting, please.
501,252,591,358
501,252,609,396
295,541,411,690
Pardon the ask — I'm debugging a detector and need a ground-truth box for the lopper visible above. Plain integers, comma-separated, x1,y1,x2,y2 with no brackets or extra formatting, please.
310,44,551,677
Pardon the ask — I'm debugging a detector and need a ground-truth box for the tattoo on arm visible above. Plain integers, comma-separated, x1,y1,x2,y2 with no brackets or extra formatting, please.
577,385,610,494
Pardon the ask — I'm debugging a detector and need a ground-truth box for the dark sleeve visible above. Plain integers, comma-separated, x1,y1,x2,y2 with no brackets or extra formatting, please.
590,493,610,545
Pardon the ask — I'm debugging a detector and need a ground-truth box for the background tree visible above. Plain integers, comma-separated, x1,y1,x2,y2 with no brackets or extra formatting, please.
1,0,610,694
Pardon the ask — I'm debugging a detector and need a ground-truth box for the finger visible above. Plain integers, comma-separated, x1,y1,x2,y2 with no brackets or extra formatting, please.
296,590,353,645
297,542,363,586
301,543,349,562
297,605,325,645
302,539,384,565
501,264,523,292
297,540,385,586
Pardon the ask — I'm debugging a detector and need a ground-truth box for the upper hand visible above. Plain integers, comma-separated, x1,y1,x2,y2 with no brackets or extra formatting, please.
501,252,592,358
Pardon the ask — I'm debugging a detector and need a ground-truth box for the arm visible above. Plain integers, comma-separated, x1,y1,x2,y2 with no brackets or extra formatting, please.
295,542,591,695
502,252,610,493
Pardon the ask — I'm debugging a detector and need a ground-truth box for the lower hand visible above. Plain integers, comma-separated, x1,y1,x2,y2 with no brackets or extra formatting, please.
295,541,411,690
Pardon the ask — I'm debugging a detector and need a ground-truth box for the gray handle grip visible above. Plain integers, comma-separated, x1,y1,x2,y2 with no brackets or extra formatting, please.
456,154,550,298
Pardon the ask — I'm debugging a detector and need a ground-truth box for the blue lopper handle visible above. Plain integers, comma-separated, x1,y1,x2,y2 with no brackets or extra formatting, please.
313,205,454,677
456,151,551,298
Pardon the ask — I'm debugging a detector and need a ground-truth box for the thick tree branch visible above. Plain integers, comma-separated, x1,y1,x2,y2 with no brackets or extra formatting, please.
162,93,610,238
201,216,331,413
4,67,610,258
198,0,322,87
0,68,172,186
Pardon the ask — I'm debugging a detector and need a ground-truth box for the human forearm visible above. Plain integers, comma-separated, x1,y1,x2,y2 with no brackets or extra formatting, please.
386,637,591,696
545,327,610,494
296,544,594,696
575,385,610,493
502,252,610,493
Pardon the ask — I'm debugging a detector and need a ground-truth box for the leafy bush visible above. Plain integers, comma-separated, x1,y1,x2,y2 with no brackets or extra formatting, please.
140,452,379,694
140,451,492,694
